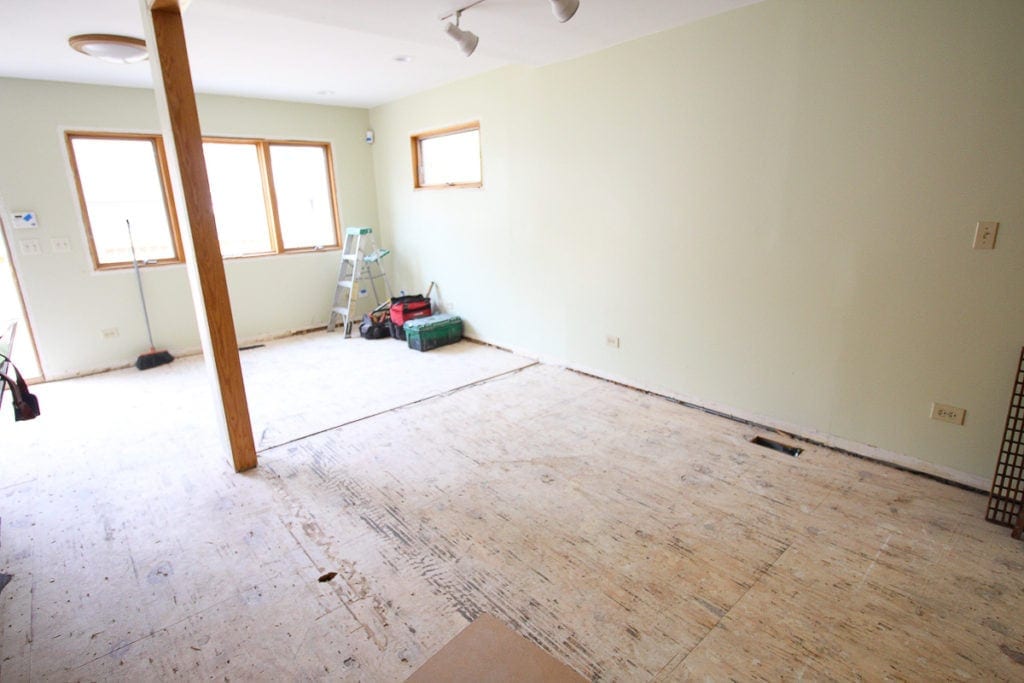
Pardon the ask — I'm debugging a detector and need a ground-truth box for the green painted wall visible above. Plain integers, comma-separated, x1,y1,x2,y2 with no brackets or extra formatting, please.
370,0,1024,480
0,78,378,377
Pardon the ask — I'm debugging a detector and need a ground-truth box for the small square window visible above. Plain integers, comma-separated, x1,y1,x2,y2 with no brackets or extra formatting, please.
411,122,482,189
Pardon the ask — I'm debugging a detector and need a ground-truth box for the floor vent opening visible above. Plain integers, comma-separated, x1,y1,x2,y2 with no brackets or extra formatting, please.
751,436,802,457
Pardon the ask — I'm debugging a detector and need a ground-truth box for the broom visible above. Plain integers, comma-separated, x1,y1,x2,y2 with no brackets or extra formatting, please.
126,219,174,370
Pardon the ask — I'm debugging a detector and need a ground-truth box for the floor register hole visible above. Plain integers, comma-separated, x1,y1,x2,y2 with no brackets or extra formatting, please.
751,435,803,457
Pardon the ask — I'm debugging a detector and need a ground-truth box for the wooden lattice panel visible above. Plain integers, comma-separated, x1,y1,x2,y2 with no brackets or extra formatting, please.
986,346,1024,531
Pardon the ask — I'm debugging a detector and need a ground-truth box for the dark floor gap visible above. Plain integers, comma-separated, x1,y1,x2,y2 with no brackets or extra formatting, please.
751,436,802,457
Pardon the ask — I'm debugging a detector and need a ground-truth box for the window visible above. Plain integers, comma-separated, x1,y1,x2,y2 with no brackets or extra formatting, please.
411,122,482,189
67,133,181,268
268,143,338,250
67,133,342,268
202,140,273,257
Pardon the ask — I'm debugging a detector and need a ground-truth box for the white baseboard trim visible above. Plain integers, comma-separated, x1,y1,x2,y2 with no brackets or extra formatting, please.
465,334,989,493
44,324,328,383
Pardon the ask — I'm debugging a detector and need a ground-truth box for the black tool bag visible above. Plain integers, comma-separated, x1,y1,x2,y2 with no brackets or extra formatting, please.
0,354,40,421
359,313,390,340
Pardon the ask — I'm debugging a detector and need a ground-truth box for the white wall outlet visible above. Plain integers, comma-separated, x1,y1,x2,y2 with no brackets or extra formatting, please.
12,212,38,229
50,237,71,253
101,328,120,339
973,221,998,249
930,402,965,425
18,239,41,255
606,334,620,349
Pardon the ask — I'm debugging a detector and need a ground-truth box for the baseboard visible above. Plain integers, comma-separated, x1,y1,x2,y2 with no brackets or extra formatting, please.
463,334,989,494
43,324,328,383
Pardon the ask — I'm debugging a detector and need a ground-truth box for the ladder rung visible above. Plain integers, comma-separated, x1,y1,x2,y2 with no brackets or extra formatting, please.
342,254,358,261
332,306,348,316
338,280,354,288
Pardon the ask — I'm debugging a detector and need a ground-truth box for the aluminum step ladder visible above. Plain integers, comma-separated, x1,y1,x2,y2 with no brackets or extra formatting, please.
327,227,392,336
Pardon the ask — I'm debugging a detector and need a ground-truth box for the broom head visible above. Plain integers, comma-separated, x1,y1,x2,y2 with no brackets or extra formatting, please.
136,349,174,371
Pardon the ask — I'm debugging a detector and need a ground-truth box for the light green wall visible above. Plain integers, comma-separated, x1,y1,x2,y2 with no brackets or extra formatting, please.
370,0,1024,480
0,78,377,377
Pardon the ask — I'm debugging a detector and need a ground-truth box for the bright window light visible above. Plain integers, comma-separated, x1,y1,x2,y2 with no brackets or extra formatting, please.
270,144,337,250
67,133,341,269
203,141,273,257
413,123,482,189
69,135,178,266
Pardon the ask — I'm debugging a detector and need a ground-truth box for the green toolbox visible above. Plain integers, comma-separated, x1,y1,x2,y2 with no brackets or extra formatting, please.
404,314,463,352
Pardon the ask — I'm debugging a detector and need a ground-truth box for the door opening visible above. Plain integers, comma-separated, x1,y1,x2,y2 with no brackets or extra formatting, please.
0,216,43,381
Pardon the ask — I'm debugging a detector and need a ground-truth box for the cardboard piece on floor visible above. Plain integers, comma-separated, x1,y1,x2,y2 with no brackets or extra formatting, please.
406,613,587,683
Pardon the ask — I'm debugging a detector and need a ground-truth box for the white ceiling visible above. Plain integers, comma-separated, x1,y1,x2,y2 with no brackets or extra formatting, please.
0,0,763,108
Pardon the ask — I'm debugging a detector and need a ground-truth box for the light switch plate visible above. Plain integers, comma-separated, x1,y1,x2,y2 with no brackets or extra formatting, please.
973,221,998,249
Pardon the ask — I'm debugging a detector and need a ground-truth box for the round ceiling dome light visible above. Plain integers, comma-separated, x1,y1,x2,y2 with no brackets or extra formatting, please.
69,34,148,64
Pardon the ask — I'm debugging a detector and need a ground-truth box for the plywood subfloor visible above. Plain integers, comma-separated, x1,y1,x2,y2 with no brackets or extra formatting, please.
1,335,1023,681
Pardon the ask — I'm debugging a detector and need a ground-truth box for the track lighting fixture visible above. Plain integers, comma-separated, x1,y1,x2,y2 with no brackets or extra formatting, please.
440,0,580,56
444,10,480,57
550,0,580,23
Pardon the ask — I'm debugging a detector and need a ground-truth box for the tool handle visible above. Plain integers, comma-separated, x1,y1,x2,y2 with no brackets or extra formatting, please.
126,220,157,350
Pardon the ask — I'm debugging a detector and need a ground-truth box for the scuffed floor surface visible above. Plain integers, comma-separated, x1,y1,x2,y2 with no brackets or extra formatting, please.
1,335,1023,681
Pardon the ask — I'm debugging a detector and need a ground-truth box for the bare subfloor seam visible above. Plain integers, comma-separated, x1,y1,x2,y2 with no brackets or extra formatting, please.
257,361,541,455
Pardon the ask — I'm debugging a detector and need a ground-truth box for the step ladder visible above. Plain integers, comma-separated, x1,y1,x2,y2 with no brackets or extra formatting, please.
327,227,392,336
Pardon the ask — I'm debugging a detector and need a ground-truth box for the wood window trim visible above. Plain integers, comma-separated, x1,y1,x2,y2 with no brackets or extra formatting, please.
411,121,482,190
265,139,344,253
66,131,184,271
68,133,344,270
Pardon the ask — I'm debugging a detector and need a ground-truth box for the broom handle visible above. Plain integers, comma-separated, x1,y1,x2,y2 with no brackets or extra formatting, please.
126,219,157,350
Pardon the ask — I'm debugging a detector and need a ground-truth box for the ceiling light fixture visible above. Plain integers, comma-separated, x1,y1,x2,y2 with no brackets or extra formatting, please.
68,34,148,64
444,10,480,57
440,0,579,57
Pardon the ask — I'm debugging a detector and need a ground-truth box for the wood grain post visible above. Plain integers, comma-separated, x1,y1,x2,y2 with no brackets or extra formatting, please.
140,0,257,472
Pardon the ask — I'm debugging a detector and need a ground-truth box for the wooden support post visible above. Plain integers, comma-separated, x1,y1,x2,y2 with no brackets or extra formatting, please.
140,0,257,472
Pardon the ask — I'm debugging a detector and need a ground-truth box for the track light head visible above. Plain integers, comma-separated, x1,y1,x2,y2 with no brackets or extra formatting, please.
550,0,579,23
444,10,479,56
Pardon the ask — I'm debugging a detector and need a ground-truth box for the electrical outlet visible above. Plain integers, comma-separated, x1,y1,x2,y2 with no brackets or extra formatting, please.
606,334,620,349
973,221,998,249
50,237,71,253
930,402,965,425
101,328,119,339
18,239,41,255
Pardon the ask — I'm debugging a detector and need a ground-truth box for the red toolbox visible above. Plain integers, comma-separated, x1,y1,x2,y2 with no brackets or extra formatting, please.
389,295,432,340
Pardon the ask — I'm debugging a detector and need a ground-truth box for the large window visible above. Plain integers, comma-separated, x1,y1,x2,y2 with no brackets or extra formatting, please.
67,133,181,268
67,132,342,268
411,122,482,189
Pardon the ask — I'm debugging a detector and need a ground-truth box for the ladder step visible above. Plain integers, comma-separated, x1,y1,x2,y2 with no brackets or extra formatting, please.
364,248,390,263
328,227,392,338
